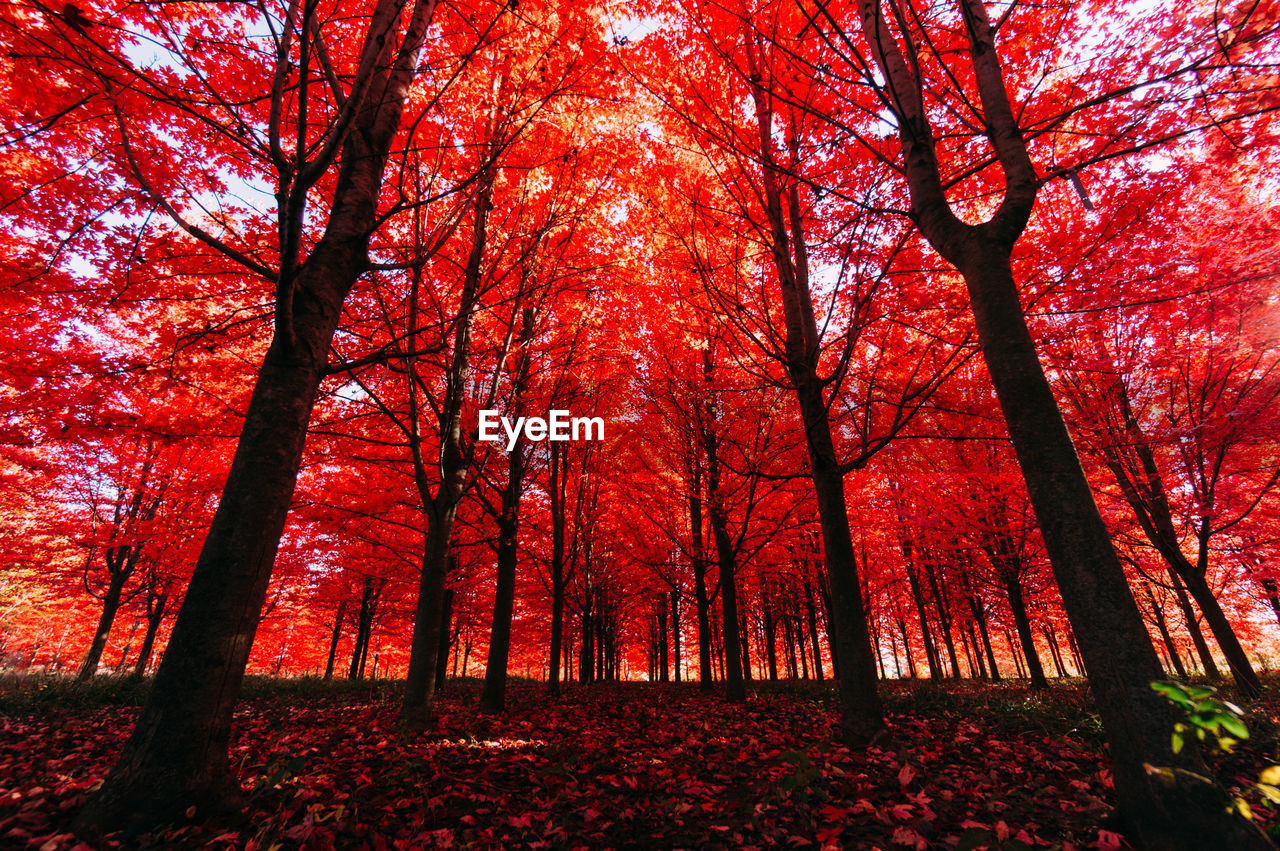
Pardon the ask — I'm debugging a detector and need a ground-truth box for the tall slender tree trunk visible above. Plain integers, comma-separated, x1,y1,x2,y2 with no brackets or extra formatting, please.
1168,568,1220,679
803,576,825,681
1091,351,1257,695
1183,567,1259,695
1004,576,1048,689
324,598,347,680
77,569,128,681
400,163,494,728
903,548,941,681
705,447,744,701
762,586,779,681
964,576,1001,681
1144,584,1188,680
924,557,961,679
658,596,670,682
133,593,168,678
434,588,453,691
966,624,987,679
580,600,594,684
689,464,714,689
547,444,568,696
671,589,682,683
1043,625,1068,679
896,614,917,679
480,439,527,713
745,64,884,745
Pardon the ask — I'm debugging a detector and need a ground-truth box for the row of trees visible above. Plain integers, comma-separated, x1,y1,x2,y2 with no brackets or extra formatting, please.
1,0,1278,845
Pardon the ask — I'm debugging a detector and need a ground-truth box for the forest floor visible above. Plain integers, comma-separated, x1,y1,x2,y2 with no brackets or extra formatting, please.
1,675,1278,850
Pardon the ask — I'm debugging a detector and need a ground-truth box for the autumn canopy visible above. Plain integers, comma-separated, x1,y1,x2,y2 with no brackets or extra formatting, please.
1,0,1279,846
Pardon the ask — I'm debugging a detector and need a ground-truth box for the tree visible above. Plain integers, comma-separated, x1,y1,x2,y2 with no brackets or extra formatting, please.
805,0,1275,842
49,0,463,831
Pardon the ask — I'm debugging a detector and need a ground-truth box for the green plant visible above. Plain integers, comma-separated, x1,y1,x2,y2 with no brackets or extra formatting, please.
1151,680,1249,755
1151,680,1280,825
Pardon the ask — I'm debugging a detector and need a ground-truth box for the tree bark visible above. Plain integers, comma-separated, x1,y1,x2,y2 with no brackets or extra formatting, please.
744,55,884,744
803,576,825,681
77,568,128,681
547,444,568,696
434,588,453,692
133,592,168,678
671,589,682,683
1004,576,1048,689
658,595,670,682
689,463,714,689
1168,567,1221,679
323,598,346,680
479,427,527,713
1145,584,1188,680
762,585,779,681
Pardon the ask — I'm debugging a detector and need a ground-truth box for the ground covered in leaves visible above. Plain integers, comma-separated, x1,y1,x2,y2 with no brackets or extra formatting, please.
1,676,1278,849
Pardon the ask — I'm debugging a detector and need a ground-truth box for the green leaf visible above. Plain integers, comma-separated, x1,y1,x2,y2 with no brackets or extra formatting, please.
1152,681,1190,704
1172,731,1184,754
1221,715,1250,740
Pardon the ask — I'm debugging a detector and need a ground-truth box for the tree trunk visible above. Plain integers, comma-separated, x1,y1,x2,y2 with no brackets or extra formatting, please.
966,624,987,679
969,597,1000,681
1044,625,1068,679
400,161,494,727
401,510,456,721
690,464,714,690
323,598,346,680
1183,568,1260,697
434,588,453,692
961,250,1250,840
1092,359,1258,695
854,1,1270,840
580,602,594,684
782,614,798,679
924,556,961,679
1261,579,1280,627
1145,584,1188,680
77,569,128,681
707,483,744,700
896,614,917,679
747,75,884,745
671,589,682,683
903,548,941,680
547,444,567,696
762,586,779,681
1168,568,1220,679
658,595,670,682
804,576,825,681
134,594,168,678
1004,576,1048,689
480,439,526,713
